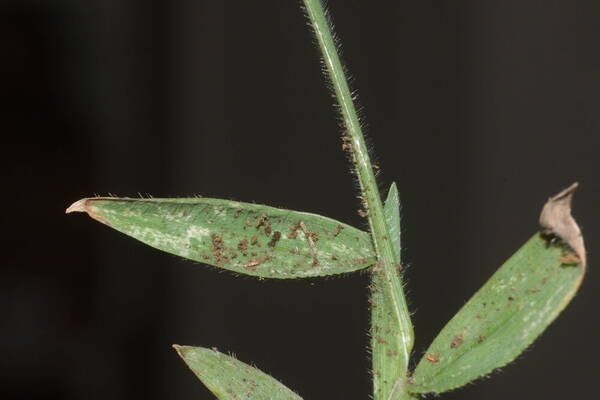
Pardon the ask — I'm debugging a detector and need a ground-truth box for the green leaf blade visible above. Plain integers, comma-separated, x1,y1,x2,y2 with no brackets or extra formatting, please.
371,183,414,400
383,183,401,261
174,345,302,400
67,197,376,279
409,233,585,394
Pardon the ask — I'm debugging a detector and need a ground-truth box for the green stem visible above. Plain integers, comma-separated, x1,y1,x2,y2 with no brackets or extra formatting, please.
302,1,414,399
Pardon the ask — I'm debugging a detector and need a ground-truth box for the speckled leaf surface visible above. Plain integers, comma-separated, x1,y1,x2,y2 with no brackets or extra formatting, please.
174,346,302,400
67,197,375,278
371,183,412,399
409,233,585,394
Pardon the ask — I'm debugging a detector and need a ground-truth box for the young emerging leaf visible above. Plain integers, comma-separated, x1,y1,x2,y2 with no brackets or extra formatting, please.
174,345,302,400
410,185,585,394
67,197,376,279
371,183,414,399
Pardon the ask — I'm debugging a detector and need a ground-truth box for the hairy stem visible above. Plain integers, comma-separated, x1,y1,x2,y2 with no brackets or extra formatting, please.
302,1,414,398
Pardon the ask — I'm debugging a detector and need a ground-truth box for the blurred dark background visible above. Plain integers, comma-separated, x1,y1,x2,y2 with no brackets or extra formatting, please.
2,1,599,399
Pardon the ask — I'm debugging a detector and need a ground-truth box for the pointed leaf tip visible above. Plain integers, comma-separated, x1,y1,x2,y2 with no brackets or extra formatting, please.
539,182,586,267
172,344,190,359
66,198,88,214
174,345,302,399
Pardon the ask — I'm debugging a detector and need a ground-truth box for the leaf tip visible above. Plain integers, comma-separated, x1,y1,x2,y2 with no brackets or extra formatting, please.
66,198,90,214
172,344,187,356
386,181,399,198
66,197,114,226
539,182,586,267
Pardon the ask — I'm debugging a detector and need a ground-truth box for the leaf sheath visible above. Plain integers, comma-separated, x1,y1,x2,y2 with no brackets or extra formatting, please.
371,184,416,400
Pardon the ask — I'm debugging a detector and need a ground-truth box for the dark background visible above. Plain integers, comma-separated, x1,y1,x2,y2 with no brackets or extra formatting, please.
2,1,599,399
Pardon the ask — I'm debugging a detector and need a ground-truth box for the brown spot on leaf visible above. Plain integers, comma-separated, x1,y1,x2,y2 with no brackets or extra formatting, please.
375,336,388,344
211,234,223,250
560,253,581,264
289,221,301,239
426,353,440,363
341,136,353,152
244,256,270,267
451,334,464,348
299,221,319,266
371,260,383,273
333,224,343,237
268,231,281,247
254,213,269,231
237,239,248,251
214,251,229,265
264,224,272,236
387,349,399,358
211,233,225,264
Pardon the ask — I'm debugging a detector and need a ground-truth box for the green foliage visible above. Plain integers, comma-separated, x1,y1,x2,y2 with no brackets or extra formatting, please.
409,234,585,394
370,183,415,400
67,197,375,278
67,0,586,398
303,3,415,399
174,346,302,400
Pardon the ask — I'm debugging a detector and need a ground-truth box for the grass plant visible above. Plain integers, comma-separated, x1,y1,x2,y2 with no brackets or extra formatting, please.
67,1,586,399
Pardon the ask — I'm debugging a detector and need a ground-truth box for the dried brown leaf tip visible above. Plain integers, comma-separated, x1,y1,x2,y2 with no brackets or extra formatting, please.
65,198,88,214
539,182,586,267
65,198,111,226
